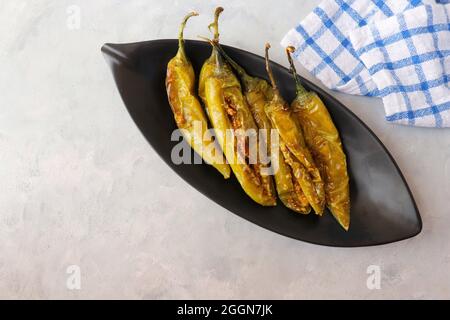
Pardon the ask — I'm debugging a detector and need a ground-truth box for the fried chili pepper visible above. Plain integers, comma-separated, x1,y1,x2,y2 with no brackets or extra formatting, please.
199,8,276,206
264,43,326,215
166,12,230,178
212,42,310,214
286,46,350,230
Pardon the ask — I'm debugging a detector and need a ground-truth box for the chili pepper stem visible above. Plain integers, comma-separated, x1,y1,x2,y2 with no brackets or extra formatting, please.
286,46,308,98
178,12,198,57
205,8,225,73
264,43,278,92
265,43,289,111
208,7,224,42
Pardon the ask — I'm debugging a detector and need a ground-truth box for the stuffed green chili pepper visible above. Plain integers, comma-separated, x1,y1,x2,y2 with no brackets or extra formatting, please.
166,12,230,178
286,46,350,230
198,7,276,206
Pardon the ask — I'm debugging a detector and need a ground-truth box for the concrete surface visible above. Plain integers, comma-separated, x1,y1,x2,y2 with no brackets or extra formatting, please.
0,0,449,299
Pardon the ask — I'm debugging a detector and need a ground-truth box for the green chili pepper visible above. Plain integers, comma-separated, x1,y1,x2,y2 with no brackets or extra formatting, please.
198,8,276,206
286,46,350,230
166,12,230,178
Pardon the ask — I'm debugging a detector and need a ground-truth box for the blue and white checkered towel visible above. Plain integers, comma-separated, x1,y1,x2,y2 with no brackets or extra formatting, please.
281,0,450,127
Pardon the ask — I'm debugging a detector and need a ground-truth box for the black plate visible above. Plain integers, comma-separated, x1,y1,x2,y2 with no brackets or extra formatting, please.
101,39,421,247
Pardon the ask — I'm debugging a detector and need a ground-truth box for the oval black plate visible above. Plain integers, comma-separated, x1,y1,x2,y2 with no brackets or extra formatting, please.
101,39,421,247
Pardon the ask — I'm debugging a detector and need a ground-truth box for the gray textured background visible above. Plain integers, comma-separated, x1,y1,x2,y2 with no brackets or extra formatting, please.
1,0,449,299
